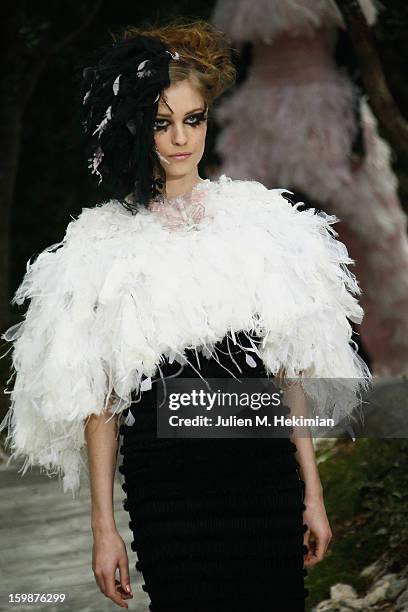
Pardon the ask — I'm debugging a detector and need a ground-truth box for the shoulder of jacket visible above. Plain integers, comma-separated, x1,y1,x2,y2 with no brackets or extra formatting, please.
215,177,347,262
63,199,135,246
214,175,300,219
215,174,290,200
11,199,137,307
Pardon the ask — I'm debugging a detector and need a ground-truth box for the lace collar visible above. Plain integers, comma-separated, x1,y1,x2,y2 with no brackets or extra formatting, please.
147,179,211,231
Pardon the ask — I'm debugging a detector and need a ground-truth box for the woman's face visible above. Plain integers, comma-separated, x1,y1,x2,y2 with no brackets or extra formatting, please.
153,79,208,180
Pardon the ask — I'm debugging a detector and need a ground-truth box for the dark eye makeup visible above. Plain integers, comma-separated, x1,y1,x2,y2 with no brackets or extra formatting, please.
153,111,208,132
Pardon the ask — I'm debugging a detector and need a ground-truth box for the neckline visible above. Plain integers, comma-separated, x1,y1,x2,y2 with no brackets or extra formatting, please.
122,179,211,210
147,178,212,231
161,178,211,204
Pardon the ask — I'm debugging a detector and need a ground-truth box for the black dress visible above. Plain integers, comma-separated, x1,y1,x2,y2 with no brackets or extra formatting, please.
119,330,309,611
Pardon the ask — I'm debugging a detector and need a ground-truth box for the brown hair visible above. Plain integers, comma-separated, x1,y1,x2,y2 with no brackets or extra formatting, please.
116,20,237,107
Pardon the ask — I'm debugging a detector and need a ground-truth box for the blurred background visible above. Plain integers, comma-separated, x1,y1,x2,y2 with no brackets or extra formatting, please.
1,1,408,611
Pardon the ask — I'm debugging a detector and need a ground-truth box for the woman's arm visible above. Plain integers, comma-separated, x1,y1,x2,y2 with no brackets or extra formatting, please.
85,404,133,609
281,380,332,567
85,405,119,531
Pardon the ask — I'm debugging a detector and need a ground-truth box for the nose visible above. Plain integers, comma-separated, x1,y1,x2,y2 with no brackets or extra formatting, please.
171,122,188,147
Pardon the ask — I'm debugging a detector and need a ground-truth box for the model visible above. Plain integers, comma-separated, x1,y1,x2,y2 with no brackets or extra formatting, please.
0,20,371,611
211,0,408,377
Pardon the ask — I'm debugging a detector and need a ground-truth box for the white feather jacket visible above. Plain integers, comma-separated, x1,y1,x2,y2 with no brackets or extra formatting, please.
0,176,371,496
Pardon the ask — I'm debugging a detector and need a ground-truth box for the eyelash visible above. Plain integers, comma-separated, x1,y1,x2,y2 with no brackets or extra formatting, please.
153,112,207,132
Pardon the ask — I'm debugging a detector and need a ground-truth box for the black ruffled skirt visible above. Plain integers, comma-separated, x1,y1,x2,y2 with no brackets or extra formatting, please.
118,332,309,611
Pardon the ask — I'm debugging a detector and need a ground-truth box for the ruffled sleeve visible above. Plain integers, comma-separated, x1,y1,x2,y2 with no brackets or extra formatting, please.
0,202,126,497
251,184,373,429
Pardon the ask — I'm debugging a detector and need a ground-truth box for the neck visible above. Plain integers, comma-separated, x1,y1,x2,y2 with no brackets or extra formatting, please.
165,170,203,199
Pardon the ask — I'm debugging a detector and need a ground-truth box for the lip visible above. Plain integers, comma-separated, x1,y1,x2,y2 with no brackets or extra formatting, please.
169,153,192,160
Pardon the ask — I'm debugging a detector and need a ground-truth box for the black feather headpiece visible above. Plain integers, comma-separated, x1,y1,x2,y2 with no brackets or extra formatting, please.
78,36,179,210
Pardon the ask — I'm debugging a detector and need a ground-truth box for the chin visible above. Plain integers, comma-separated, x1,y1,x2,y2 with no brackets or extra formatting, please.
166,161,197,177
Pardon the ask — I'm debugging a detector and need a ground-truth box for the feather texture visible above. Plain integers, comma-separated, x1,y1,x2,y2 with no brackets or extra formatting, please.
0,175,371,496
211,0,378,43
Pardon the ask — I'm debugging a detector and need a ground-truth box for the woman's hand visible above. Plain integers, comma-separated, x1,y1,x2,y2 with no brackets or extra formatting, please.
92,526,133,609
302,495,332,567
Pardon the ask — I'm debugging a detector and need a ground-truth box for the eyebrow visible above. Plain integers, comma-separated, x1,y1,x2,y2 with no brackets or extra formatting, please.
156,107,205,118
